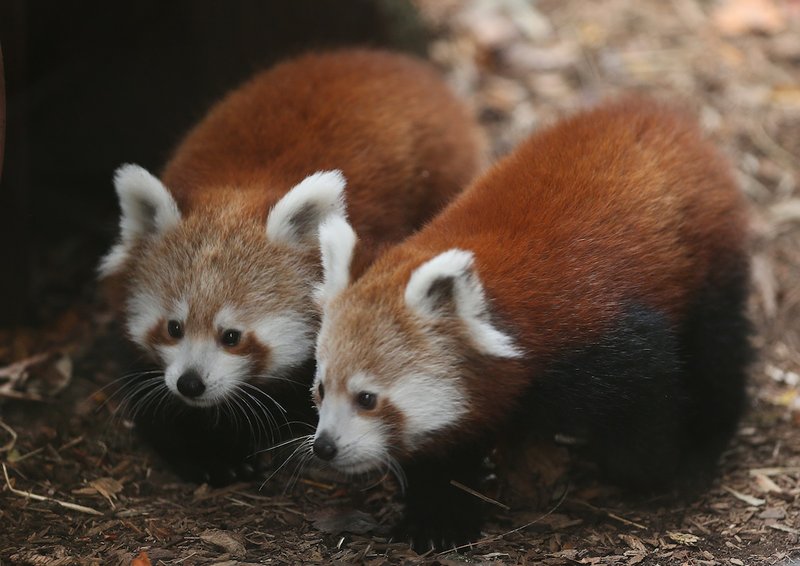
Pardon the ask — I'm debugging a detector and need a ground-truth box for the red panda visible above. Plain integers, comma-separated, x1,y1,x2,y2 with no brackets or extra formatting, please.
311,97,752,549
98,49,484,485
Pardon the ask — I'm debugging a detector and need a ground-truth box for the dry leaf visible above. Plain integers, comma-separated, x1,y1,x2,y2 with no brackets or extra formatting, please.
0,352,72,401
90,477,124,508
131,551,152,566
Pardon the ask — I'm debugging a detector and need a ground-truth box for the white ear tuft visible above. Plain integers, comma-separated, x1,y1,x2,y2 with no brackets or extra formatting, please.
314,214,357,307
98,164,181,277
266,170,347,247
405,249,522,359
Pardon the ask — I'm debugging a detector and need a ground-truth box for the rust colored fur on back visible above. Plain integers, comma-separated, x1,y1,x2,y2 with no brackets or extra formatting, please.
397,96,748,429
161,49,481,247
314,97,751,548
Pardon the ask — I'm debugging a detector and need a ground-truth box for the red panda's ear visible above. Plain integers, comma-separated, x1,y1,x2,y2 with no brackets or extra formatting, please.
266,170,347,247
314,214,357,308
98,164,181,278
405,250,522,359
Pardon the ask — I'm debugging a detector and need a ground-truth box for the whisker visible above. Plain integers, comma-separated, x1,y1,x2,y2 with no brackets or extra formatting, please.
99,374,163,412
254,435,311,454
283,440,314,493
260,437,312,490
236,385,278,445
91,369,163,397
128,382,169,423
112,378,162,422
243,389,271,443
232,393,257,444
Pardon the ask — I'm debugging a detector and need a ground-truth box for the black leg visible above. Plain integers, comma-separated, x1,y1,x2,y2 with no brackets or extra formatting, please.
529,304,688,488
128,373,317,486
133,399,264,485
678,269,752,484
396,447,489,552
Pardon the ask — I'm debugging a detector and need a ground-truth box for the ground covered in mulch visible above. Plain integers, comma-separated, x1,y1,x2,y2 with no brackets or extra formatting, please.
2,0,800,564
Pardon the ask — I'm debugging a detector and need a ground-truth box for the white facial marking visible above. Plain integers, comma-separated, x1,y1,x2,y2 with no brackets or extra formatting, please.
126,295,188,347
253,312,315,375
315,380,388,475
315,214,357,307
162,337,250,406
266,170,347,247
126,290,162,346
405,249,523,359
99,164,181,277
214,305,245,331
386,372,466,449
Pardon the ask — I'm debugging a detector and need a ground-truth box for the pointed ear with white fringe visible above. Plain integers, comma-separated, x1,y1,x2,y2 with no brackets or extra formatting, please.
98,163,181,278
266,170,347,247
314,214,357,308
404,249,522,359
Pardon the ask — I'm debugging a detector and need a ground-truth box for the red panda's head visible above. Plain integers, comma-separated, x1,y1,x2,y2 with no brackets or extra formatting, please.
310,217,522,475
100,164,347,408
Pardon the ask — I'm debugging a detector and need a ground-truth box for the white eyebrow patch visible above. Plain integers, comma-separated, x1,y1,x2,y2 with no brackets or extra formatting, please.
127,290,163,346
346,372,383,395
214,305,246,330
253,312,316,373
171,297,189,321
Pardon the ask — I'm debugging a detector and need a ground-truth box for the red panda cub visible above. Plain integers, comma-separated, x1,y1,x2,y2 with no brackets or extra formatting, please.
312,97,751,549
98,49,484,485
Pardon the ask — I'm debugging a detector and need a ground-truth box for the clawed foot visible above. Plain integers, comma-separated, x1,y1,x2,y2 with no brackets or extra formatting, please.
393,508,483,553
174,453,265,487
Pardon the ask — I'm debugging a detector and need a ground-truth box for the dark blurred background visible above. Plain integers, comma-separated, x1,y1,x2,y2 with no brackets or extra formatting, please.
0,0,428,328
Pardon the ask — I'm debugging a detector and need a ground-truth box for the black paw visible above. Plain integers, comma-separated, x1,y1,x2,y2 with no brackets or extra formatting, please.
394,512,482,553
175,454,265,487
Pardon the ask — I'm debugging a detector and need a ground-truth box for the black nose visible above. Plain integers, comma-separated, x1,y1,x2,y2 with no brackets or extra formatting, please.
313,432,338,461
176,370,206,398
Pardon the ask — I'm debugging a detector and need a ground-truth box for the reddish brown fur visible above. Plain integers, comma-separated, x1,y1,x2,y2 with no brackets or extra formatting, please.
226,331,271,376
145,318,174,348
327,96,750,451
103,49,484,323
160,49,484,247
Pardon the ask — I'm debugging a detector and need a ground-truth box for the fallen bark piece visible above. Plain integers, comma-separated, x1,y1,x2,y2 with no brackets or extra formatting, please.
199,530,246,558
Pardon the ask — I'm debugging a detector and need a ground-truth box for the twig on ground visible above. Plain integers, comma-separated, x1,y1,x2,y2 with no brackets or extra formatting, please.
2,463,103,516
570,499,648,529
0,419,18,453
437,486,569,556
449,480,511,511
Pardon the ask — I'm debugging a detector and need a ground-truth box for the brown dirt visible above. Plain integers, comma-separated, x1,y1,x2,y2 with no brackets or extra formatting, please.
2,1,799,564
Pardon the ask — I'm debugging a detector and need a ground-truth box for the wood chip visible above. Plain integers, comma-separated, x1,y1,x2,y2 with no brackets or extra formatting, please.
751,473,782,493
767,523,800,534
667,532,700,546
722,486,766,506
199,529,246,558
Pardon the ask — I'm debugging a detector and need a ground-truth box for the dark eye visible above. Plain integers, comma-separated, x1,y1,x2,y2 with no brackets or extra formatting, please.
356,391,377,410
318,382,325,400
167,320,183,339
221,329,241,347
